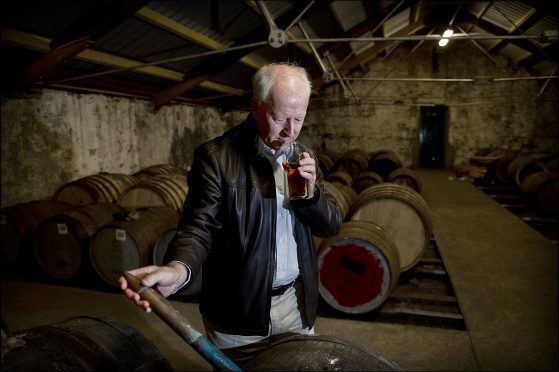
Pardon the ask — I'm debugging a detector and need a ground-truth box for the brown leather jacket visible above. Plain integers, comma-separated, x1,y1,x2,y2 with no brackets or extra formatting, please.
166,115,341,336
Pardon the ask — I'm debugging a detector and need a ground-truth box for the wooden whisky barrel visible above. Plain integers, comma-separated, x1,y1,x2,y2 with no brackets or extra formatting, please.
318,220,400,314
368,150,403,180
333,149,370,180
117,174,188,211
507,156,547,188
348,183,432,272
133,164,187,180
1,316,173,371
89,206,180,287
521,171,558,215
52,173,138,206
32,203,125,280
325,170,354,188
353,171,383,195
387,168,422,193
316,153,335,176
323,181,357,220
1,200,73,273
244,334,400,371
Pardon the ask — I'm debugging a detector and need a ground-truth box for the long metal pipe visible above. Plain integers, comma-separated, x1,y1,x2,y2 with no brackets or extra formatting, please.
298,22,327,73
285,0,315,33
288,33,545,43
339,76,557,82
256,0,278,31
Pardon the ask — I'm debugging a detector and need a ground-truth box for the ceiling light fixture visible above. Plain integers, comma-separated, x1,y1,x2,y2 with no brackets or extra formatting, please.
438,28,454,47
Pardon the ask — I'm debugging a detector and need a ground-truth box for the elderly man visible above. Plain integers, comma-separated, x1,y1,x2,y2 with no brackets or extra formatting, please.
120,62,341,365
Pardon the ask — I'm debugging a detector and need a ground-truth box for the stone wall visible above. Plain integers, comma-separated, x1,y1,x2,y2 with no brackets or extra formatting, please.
1,90,245,208
299,40,558,168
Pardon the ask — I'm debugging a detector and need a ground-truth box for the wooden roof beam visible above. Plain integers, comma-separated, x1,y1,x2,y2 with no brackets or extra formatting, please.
135,6,261,69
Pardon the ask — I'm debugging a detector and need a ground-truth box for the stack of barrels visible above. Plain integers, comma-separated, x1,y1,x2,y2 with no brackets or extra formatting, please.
474,150,558,217
316,149,431,315
0,164,189,289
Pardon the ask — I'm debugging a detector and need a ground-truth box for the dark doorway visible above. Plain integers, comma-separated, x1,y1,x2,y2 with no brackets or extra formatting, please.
419,105,447,168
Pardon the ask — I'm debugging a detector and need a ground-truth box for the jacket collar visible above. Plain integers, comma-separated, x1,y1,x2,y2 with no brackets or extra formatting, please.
242,114,267,158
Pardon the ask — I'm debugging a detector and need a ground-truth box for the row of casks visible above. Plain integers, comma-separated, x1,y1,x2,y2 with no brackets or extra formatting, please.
473,150,556,186
52,164,189,210
0,164,190,287
318,149,407,182
318,148,421,218
472,150,557,187
313,148,429,314
495,153,557,216
473,151,558,215
519,171,558,216
316,181,432,315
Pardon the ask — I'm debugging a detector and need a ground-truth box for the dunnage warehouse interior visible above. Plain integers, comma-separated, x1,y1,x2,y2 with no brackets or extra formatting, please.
0,1,557,371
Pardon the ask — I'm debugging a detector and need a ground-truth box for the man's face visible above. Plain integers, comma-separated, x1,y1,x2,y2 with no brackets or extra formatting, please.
253,83,309,153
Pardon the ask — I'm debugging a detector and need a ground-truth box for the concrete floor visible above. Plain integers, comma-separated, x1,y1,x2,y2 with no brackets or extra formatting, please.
1,169,557,371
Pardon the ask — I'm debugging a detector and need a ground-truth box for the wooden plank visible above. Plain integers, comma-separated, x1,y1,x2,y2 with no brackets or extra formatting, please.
380,304,464,320
389,290,458,304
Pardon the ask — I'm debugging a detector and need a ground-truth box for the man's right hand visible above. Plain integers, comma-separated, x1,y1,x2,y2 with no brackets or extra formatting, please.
118,262,188,313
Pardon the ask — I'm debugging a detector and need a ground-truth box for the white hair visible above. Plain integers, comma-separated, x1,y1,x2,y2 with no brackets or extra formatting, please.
252,63,312,105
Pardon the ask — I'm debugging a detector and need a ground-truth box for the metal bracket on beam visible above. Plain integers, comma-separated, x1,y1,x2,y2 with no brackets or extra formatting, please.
257,1,286,48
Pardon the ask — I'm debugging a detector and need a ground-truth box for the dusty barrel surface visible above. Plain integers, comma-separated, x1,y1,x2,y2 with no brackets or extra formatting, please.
52,173,138,206
133,163,188,179
333,149,370,180
494,154,516,184
316,153,335,176
117,174,188,212
323,181,357,220
89,206,180,287
368,150,403,180
326,169,354,188
348,183,433,272
1,316,173,371
1,200,73,273
353,171,383,194
32,203,125,281
243,334,400,371
318,220,400,314
521,171,558,215
387,168,422,193
507,155,547,188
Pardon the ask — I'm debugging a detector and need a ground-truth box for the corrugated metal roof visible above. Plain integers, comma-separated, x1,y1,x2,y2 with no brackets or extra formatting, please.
1,0,555,109
481,1,535,32
148,0,263,47
384,7,410,37
525,15,558,47
330,1,368,32
95,18,209,73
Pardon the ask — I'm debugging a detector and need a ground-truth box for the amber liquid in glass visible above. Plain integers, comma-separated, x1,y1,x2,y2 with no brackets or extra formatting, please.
283,161,308,199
